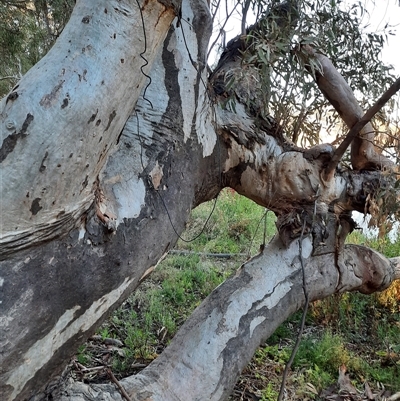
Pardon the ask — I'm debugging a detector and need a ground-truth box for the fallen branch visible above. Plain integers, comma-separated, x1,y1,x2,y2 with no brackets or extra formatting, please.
0,75,19,82
168,249,247,258
388,392,400,401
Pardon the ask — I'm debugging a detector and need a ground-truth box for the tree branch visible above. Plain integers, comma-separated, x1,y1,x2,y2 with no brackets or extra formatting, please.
107,369,132,401
324,76,400,180
302,45,398,173
241,0,251,36
0,75,19,82
51,236,399,401
389,257,400,280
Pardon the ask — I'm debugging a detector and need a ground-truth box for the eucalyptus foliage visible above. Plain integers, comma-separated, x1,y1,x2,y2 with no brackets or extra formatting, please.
234,0,399,150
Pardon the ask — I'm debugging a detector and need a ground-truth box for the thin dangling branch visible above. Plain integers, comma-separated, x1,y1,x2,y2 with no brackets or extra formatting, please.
277,216,309,401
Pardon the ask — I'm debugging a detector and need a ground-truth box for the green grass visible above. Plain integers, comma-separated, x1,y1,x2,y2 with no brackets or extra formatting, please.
75,189,400,397
94,253,236,377
178,189,275,254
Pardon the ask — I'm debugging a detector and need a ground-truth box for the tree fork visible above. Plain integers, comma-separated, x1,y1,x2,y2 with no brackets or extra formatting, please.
302,45,396,173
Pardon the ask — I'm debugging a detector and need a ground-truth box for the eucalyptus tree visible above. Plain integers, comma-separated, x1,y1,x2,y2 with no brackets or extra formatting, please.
1,0,400,400
0,0,75,96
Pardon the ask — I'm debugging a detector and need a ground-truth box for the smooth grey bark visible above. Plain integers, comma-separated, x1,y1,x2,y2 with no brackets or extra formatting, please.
1,0,214,399
0,0,178,257
1,0,399,400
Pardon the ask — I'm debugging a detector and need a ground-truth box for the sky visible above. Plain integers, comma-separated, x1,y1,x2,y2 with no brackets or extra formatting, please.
358,0,400,74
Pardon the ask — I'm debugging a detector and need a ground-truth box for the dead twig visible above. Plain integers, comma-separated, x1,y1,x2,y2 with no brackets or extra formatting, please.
107,368,132,401
277,216,309,401
79,366,107,372
388,392,400,401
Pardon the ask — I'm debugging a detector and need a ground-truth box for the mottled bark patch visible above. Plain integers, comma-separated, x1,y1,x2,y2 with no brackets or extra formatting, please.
149,161,164,189
30,198,43,215
81,175,89,191
105,110,117,131
61,98,69,109
160,28,184,135
0,113,34,163
6,91,19,104
39,152,49,172
87,109,98,124
40,81,65,108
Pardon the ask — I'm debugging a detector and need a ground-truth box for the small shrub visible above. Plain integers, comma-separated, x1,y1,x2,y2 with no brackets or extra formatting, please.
260,383,279,400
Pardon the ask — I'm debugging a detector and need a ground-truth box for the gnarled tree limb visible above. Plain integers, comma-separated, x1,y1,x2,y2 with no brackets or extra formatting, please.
303,45,396,173
44,236,399,401
323,75,400,180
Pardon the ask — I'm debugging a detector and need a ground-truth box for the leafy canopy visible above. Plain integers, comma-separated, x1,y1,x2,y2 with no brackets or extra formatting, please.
213,0,399,153
0,0,74,96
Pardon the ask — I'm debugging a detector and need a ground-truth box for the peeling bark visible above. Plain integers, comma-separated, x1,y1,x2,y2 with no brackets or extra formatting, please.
0,0,177,256
1,1,214,399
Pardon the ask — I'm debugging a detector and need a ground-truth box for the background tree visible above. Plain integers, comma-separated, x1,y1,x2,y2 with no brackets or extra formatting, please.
0,0,75,96
1,1,400,400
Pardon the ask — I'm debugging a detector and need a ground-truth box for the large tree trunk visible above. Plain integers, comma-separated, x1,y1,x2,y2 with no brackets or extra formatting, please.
0,0,179,255
1,0,215,399
1,0,398,400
